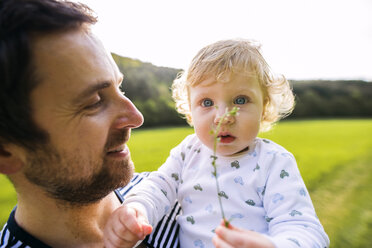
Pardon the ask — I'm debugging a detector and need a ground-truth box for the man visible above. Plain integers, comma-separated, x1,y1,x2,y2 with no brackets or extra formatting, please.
0,0,179,247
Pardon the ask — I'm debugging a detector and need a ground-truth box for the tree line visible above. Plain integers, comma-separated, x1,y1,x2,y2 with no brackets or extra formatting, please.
112,54,372,127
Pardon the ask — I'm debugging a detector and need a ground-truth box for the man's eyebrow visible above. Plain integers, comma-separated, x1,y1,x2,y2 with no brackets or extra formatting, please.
73,81,111,104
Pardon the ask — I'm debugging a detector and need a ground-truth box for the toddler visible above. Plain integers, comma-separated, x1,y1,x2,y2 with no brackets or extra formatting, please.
104,39,330,248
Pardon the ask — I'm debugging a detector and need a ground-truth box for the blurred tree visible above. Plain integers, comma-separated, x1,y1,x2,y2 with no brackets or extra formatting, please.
111,53,372,126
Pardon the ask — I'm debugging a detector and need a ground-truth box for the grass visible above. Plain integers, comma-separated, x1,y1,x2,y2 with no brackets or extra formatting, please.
128,126,194,172
259,119,372,188
0,176,17,227
1,119,371,247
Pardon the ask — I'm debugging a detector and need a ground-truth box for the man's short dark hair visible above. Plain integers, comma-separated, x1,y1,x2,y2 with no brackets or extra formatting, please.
0,0,97,149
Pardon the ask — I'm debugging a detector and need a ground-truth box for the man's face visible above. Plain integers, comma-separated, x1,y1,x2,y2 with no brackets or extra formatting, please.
24,27,143,204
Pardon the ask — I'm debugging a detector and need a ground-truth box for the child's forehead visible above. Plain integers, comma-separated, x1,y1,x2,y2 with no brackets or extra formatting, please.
193,71,260,86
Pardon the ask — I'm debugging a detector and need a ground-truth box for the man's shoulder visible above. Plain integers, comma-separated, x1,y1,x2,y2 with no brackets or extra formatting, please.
115,172,150,202
0,208,51,248
0,223,12,248
1,209,19,248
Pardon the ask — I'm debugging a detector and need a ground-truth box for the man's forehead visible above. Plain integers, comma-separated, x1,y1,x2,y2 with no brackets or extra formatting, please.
32,27,120,88
32,27,101,66
29,27,123,112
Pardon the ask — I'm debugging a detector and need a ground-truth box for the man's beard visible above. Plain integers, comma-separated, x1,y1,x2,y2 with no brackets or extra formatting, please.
24,129,134,206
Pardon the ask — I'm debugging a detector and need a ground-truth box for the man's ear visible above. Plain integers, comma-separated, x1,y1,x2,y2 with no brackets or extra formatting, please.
0,145,25,174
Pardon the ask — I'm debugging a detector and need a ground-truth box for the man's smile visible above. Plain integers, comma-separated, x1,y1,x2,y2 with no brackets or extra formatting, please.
106,145,129,159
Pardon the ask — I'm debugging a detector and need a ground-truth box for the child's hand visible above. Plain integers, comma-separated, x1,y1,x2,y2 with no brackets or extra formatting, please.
104,204,153,248
212,220,275,248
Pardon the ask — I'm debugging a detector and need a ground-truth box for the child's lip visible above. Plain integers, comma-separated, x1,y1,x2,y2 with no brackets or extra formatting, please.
218,131,233,137
218,132,236,143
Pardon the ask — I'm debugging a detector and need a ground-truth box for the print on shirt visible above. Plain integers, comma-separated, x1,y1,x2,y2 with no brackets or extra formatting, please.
231,160,240,169
193,184,203,191
280,169,289,179
245,199,256,206
187,216,195,224
218,191,228,199
234,176,244,185
194,239,205,248
171,173,179,181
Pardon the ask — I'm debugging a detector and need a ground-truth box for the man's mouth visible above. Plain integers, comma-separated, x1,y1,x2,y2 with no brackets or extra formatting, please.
107,146,125,154
106,145,129,159
105,129,131,156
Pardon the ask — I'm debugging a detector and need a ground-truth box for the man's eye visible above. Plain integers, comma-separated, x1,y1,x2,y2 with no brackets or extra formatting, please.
85,96,104,110
234,96,248,105
201,99,214,107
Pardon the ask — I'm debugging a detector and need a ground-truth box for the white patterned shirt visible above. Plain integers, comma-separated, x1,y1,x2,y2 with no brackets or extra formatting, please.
125,134,330,248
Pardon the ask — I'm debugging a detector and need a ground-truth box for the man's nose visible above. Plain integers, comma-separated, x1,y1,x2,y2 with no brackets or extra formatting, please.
112,93,144,130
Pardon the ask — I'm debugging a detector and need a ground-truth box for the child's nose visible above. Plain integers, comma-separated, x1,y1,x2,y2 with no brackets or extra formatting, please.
214,109,235,126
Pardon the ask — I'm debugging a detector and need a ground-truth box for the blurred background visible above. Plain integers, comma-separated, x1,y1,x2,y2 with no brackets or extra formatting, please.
1,1,371,247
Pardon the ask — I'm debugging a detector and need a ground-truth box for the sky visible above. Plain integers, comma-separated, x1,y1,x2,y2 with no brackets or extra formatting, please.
77,0,372,81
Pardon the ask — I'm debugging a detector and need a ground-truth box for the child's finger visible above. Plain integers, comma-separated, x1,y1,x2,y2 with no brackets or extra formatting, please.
104,223,137,248
215,225,275,248
137,214,153,237
118,206,143,236
218,220,244,232
212,235,234,248
114,218,142,241
214,225,248,245
142,223,153,236
219,219,233,229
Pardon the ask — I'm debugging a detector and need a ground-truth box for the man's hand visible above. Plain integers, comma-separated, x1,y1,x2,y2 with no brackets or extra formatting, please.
104,204,153,248
212,221,275,248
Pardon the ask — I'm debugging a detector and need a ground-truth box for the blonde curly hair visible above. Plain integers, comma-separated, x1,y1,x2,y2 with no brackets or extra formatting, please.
172,39,295,132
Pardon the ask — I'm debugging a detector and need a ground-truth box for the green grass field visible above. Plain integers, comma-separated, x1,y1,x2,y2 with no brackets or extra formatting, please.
1,119,371,247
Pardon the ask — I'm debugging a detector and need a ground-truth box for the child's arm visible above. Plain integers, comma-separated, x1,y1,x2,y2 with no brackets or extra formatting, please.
260,150,330,248
122,138,188,227
103,204,153,248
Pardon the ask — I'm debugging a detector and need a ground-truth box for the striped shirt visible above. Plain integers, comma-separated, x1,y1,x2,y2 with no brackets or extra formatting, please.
0,172,180,248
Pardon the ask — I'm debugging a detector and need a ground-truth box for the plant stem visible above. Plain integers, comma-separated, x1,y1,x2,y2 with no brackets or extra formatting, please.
211,106,239,227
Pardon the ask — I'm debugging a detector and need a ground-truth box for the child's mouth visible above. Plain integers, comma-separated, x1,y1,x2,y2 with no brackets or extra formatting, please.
218,134,236,143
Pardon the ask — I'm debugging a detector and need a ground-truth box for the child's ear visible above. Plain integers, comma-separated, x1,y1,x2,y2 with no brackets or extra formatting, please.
0,144,24,174
261,97,269,119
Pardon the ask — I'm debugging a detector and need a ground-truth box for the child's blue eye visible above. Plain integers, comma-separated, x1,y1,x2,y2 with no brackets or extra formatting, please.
202,99,214,107
234,96,248,105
